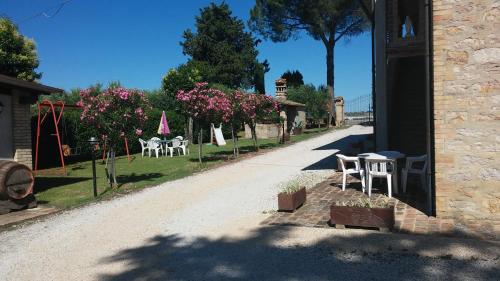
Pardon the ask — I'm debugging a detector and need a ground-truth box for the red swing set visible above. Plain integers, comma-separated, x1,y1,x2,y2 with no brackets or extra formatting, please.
34,100,131,176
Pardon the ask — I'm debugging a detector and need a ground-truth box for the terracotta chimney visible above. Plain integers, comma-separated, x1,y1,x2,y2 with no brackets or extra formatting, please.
275,78,287,101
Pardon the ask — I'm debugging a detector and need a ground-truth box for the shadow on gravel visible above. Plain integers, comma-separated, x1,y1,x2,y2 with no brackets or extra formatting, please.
303,134,372,171
98,226,499,281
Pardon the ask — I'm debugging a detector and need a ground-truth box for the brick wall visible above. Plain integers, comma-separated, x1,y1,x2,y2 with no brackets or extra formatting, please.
12,90,33,168
433,0,500,238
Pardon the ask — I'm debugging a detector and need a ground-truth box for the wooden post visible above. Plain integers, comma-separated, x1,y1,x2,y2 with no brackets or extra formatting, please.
124,137,131,163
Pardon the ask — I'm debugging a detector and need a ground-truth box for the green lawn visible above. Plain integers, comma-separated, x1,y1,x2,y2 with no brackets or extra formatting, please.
35,128,332,209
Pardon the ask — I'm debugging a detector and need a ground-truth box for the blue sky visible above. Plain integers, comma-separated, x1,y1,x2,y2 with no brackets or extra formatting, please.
1,0,371,101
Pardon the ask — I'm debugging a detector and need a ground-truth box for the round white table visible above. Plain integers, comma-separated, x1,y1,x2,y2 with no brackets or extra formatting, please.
358,151,406,194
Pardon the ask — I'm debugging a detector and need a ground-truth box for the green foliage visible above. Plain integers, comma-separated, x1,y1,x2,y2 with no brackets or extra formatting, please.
249,0,368,44
254,59,270,94
281,70,304,88
287,84,329,121
334,198,393,208
279,179,303,194
209,83,234,94
0,17,41,81
33,86,187,168
181,3,259,89
141,108,186,141
161,60,210,111
33,89,100,155
249,0,369,111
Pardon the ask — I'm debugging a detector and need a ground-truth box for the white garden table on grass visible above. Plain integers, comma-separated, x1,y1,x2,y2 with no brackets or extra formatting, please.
358,151,406,195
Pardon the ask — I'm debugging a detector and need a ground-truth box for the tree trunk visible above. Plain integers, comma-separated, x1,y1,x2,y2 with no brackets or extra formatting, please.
231,124,239,158
105,147,118,187
188,117,194,143
326,41,335,127
210,124,214,145
251,122,258,151
198,128,203,164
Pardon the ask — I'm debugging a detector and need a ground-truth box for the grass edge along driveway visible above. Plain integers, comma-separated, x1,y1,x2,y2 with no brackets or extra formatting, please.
35,128,338,209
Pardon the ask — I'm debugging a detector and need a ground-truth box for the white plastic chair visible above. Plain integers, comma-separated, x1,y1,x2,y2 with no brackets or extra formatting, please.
167,137,184,157
336,154,365,192
138,138,150,157
180,140,189,155
402,155,428,193
365,158,397,198
148,137,163,158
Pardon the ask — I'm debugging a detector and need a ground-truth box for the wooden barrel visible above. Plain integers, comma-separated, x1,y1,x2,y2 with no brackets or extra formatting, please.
0,160,34,200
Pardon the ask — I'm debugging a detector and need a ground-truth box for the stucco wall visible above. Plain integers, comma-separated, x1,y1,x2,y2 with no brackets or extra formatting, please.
433,0,500,237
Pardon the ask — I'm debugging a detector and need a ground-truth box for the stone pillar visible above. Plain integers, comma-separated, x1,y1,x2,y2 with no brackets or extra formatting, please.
334,96,344,127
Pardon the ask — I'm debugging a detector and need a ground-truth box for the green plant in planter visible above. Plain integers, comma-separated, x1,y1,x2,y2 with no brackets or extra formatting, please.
279,180,303,194
334,198,393,208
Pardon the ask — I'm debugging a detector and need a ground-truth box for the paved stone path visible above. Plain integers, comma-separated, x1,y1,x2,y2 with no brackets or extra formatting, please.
1,125,498,281
262,173,476,237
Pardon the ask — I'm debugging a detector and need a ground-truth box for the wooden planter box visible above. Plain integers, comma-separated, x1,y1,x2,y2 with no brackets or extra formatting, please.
278,187,306,212
330,205,394,231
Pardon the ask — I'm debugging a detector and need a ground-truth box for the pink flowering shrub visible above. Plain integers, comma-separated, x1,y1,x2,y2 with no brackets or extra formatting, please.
78,86,150,148
241,93,279,123
176,82,232,125
239,93,279,150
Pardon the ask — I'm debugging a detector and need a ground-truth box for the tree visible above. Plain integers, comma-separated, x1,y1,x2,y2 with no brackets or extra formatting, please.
254,59,270,94
249,0,368,126
181,3,259,89
281,70,304,88
226,91,246,157
0,17,41,81
176,83,232,163
161,60,210,142
287,84,329,128
78,86,150,185
161,61,211,110
241,93,279,150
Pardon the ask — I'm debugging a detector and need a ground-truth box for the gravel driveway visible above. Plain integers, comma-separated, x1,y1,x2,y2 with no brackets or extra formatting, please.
1,125,498,281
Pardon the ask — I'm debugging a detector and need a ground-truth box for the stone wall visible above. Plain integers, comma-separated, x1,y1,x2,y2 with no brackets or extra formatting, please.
12,90,33,168
244,123,280,139
433,0,500,238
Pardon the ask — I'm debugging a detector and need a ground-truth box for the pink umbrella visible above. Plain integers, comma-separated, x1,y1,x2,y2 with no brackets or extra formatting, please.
157,111,170,137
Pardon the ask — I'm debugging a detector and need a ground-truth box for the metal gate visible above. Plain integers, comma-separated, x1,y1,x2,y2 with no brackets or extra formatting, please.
344,95,373,125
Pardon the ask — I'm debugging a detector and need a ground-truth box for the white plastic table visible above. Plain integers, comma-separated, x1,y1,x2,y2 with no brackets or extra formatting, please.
158,139,173,156
358,151,406,194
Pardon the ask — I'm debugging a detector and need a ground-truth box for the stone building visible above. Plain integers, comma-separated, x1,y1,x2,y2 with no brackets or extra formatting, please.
372,0,499,238
274,78,306,135
0,74,63,168
245,78,306,139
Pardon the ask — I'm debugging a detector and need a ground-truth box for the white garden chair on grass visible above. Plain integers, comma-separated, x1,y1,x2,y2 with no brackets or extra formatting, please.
402,155,428,193
365,158,397,198
138,138,150,157
336,154,365,192
166,137,186,157
180,140,189,155
148,137,163,158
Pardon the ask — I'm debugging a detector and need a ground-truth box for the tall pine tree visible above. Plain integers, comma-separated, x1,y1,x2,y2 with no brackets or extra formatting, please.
181,3,259,89
249,0,368,125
